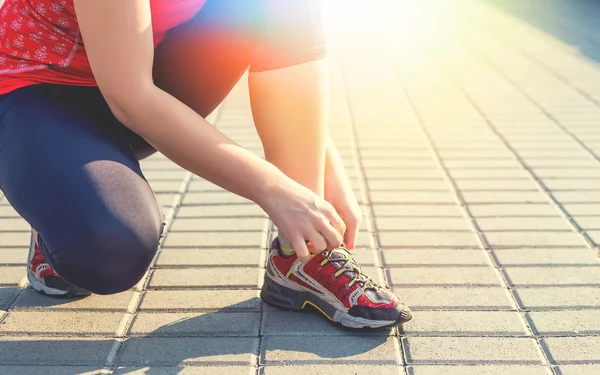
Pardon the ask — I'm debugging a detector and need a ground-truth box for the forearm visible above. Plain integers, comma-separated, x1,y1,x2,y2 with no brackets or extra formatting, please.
118,87,285,208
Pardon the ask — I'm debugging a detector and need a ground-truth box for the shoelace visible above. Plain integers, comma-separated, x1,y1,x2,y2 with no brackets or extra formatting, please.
320,249,381,290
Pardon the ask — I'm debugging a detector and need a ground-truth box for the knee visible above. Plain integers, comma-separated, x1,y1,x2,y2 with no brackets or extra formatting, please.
51,216,163,295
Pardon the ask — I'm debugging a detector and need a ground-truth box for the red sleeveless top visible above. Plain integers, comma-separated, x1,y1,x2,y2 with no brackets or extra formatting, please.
0,0,207,95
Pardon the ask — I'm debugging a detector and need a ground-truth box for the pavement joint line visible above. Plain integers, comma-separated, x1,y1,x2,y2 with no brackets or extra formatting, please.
103,106,223,369
339,62,408,372
385,50,557,371
422,34,599,257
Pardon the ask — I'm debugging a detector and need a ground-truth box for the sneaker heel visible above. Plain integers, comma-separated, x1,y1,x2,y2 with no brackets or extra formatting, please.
260,276,305,311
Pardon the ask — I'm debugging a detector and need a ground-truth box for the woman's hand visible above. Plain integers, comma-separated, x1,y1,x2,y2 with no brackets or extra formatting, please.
324,138,363,250
262,179,346,260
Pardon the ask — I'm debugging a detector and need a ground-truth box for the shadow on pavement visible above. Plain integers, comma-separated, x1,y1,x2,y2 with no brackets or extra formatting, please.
482,0,600,63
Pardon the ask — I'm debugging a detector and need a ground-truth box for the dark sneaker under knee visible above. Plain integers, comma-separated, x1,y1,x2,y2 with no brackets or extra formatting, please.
27,233,91,297
261,238,412,329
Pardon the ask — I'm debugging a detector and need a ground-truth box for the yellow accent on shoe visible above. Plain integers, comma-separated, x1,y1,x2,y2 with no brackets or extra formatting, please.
286,269,293,278
334,268,345,278
302,300,333,321
320,258,328,266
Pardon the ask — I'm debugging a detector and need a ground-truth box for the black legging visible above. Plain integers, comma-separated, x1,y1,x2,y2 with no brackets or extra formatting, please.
0,0,326,294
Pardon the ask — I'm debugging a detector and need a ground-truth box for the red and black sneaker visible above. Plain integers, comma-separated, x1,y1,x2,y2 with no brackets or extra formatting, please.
261,238,412,329
27,233,91,297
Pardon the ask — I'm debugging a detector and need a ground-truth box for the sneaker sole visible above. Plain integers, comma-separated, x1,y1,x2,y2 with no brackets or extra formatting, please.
260,275,410,329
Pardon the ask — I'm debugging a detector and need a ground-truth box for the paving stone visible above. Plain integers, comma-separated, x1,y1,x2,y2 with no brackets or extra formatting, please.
563,204,600,216
573,216,600,230
404,311,526,336
515,287,600,310
162,231,266,248
372,204,463,217
0,218,29,231
149,268,260,288
444,159,517,168
117,337,258,366
169,217,267,232
398,287,512,310
535,168,600,178
382,249,488,266
0,366,107,375
461,191,547,204
375,217,470,231
552,191,600,203
454,179,537,191
147,180,184,193
368,179,449,191
409,365,549,375
0,248,27,265
351,248,377,266
144,170,188,180
0,266,24,285
156,249,263,267
128,312,260,336
475,217,573,231
494,249,600,265
13,289,133,311
557,365,600,375
155,194,179,208
187,180,227,192
0,205,20,218
365,169,442,179
504,267,600,287
113,366,251,375
0,233,29,247
468,204,558,217
176,205,267,218
262,365,400,374
587,230,600,245
369,191,455,204
138,290,261,311
404,337,542,364
387,267,500,286
260,336,399,365
449,169,529,179
483,231,585,247
0,336,114,365
528,310,600,335
543,336,600,364
378,232,479,248
0,311,123,335
182,192,252,205
0,288,19,310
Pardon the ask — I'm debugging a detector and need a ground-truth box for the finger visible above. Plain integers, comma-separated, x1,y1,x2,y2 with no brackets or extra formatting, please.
318,219,344,249
307,229,328,254
343,219,359,250
290,233,310,260
324,206,346,236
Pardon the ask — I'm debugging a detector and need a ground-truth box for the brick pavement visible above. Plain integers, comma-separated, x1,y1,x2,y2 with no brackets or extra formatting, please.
1,0,600,373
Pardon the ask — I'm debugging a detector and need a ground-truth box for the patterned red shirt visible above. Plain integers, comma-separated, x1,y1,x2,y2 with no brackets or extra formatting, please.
0,0,206,94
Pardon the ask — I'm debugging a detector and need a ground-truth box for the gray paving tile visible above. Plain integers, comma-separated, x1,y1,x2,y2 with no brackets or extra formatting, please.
0,287,19,309
409,365,549,375
13,289,133,311
454,179,537,191
260,336,399,365
587,230,600,245
182,192,252,205
0,205,20,218
382,249,488,266
162,231,266,248
475,217,573,231
398,287,512,310
372,204,463,217
378,232,479,248
404,337,542,364
169,217,267,232
0,266,24,285
117,337,258,366
128,312,260,337
557,365,600,375
552,191,600,203
0,311,122,335
468,204,558,217
494,249,600,265
528,310,600,335
387,267,500,287
0,336,114,365
368,179,449,191
0,233,29,247
370,191,455,204
0,366,107,375
404,311,526,336
0,218,29,231
0,248,27,265
573,216,600,230
138,290,260,311
449,169,529,179
483,231,585,247
113,366,252,375
504,267,600,287
176,204,267,218
543,337,600,364
147,180,184,193
563,204,600,216
262,365,400,374
515,287,600,310
148,268,260,288
156,249,262,267
461,191,547,204
375,217,470,231
144,170,188,180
